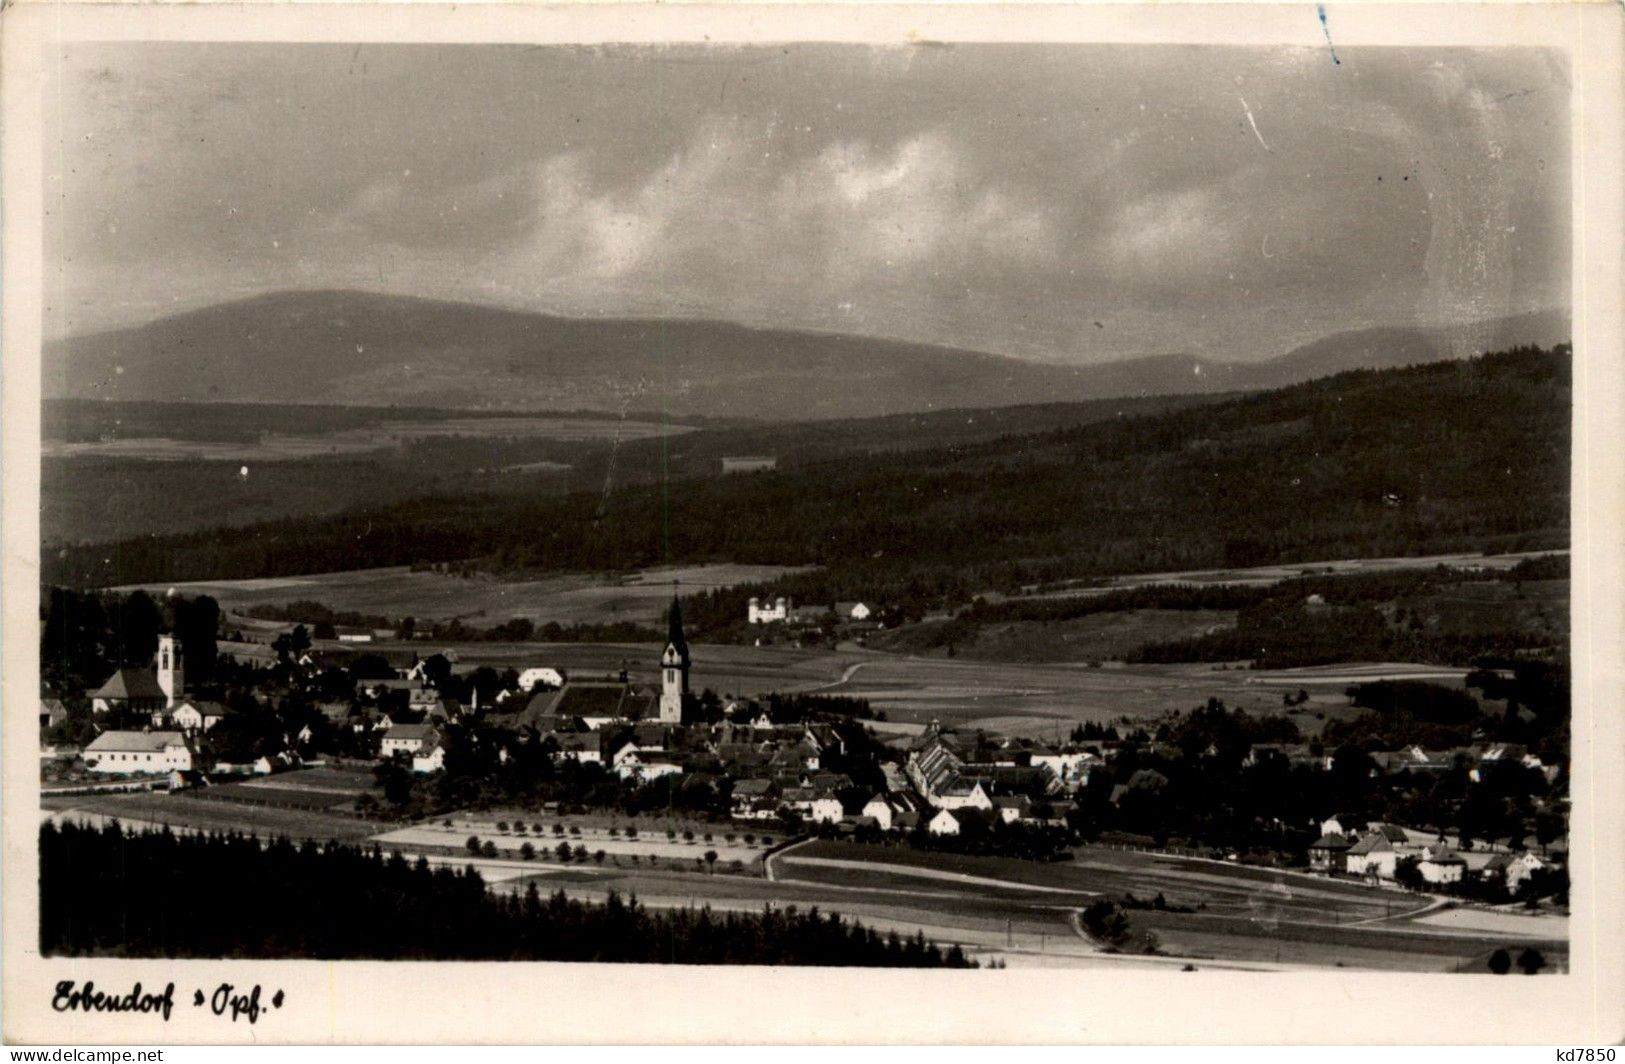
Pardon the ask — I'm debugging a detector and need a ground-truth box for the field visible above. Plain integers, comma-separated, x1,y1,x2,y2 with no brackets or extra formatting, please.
39,771,1566,971
1024,549,1567,597
876,608,1239,664
44,414,689,463
248,635,1468,736
767,841,1568,971
40,786,384,843
376,821,766,866
119,562,815,629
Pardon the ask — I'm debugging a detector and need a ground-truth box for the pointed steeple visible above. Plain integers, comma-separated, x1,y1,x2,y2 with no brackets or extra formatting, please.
665,596,690,665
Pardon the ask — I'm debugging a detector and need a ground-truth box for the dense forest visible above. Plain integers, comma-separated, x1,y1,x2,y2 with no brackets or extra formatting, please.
40,822,974,966
47,348,1569,613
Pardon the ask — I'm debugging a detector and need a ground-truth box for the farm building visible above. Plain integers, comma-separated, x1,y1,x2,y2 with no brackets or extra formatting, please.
380,722,438,757
83,731,193,775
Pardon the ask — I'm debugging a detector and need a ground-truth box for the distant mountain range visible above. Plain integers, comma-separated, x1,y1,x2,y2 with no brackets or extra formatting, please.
46,290,1569,420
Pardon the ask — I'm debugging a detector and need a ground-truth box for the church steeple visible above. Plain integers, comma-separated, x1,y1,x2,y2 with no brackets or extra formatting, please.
665,596,690,666
659,596,690,723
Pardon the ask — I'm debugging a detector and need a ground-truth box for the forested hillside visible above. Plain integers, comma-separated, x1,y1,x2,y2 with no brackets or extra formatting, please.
48,347,1570,609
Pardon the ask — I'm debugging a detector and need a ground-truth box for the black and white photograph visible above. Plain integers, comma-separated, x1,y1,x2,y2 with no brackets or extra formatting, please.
3,0,1621,1047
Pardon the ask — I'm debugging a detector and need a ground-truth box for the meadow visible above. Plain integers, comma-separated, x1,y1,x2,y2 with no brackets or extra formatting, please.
122,562,814,629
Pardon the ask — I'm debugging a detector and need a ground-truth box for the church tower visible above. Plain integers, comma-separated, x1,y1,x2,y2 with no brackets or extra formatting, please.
156,634,184,709
659,597,690,724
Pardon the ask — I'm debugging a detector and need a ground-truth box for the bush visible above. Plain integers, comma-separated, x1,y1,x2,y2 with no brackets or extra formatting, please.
1488,948,1512,974
466,835,481,854
1517,948,1546,975
520,842,536,861
480,841,497,858
496,820,509,833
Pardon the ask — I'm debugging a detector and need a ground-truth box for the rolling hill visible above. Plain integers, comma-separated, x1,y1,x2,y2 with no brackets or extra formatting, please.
46,290,1567,420
48,345,1570,593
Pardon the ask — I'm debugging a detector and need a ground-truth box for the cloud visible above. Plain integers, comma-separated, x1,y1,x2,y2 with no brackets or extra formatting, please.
1106,187,1234,277
448,123,1061,319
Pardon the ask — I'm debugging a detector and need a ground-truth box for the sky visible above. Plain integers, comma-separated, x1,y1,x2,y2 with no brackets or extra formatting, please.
43,42,1570,364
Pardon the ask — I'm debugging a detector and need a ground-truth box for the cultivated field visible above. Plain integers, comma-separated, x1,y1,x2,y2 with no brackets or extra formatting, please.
123,562,814,629
1025,549,1568,597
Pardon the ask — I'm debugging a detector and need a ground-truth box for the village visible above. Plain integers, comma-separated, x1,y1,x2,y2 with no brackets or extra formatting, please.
42,587,1568,931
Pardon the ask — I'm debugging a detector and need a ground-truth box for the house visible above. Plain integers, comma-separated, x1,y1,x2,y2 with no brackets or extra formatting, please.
1028,749,1100,791
83,731,192,775
861,794,897,831
880,763,910,793
1308,833,1352,872
550,734,602,765
1485,851,1550,893
806,795,844,824
934,779,993,812
89,668,167,716
1319,815,1350,838
833,602,872,622
615,753,682,784
1345,832,1398,880
40,697,68,731
408,688,444,713
927,808,964,836
1417,843,1467,885
731,778,779,818
380,722,437,758
168,699,227,733
412,741,447,775
991,795,1033,824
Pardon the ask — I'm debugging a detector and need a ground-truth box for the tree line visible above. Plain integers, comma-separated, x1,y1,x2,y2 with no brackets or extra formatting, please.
39,821,974,966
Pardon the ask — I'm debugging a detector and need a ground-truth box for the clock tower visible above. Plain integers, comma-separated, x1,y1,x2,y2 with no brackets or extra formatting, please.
659,596,690,724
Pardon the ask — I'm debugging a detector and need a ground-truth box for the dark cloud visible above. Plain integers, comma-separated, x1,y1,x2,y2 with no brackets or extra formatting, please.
45,42,1569,362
